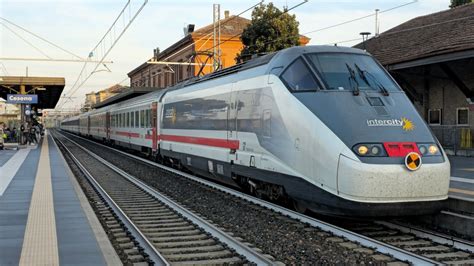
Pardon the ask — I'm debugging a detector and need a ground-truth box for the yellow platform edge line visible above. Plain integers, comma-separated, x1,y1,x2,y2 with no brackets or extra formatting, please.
19,134,60,266
449,188,474,196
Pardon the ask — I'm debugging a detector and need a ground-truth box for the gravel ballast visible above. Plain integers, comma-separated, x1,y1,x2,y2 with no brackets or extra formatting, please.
59,132,398,265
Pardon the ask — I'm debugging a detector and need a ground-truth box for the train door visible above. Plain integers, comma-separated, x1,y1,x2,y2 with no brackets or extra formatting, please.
228,83,238,160
105,112,110,141
151,102,158,152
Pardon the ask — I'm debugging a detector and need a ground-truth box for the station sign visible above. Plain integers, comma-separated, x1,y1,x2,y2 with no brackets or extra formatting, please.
6,94,38,104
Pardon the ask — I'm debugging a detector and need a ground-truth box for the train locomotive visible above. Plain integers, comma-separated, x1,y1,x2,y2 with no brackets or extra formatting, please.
61,46,450,217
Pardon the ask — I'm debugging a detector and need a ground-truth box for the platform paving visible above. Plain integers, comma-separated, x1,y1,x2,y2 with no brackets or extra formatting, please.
0,143,40,265
0,132,118,265
0,150,18,166
449,156,474,201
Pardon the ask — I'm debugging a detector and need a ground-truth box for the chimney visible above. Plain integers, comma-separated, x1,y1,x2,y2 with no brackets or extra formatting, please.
224,10,230,19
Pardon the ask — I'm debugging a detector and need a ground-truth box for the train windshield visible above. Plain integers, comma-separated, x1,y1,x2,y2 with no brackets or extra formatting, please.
307,53,400,92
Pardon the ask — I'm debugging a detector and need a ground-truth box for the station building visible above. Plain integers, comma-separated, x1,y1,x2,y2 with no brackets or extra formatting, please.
360,3,474,154
128,11,310,89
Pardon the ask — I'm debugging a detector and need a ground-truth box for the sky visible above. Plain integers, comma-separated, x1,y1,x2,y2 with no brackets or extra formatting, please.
0,0,451,110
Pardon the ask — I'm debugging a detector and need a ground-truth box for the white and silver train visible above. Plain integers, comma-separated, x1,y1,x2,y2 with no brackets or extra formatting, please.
61,46,450,217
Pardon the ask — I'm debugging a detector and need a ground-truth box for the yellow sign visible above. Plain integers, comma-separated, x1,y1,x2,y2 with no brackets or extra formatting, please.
401,117,414,131
405,152,421,171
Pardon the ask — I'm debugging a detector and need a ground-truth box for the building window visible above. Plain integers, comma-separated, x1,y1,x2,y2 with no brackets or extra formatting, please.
428,109,442,125
457,108,469,125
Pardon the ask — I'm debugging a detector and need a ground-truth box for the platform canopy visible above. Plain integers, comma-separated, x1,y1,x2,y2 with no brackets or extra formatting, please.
0,76,65,109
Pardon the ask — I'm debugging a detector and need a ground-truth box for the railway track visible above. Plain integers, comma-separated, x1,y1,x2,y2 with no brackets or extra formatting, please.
52,132,274,265
56,130,474,265
335,219,474,265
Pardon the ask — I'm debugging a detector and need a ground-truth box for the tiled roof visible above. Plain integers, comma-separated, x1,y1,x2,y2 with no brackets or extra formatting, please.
192,15,251,37
358,3,474,66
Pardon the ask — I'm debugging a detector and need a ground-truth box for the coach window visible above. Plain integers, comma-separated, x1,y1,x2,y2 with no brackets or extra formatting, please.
280,57,320,92
146,110,151,127
135,111,139,128
140,110,145,127
125,113,128,128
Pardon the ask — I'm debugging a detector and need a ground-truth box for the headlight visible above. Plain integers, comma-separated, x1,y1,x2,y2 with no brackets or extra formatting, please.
416,143,441,156
428,145,438,155
353,143,387,157
358,145,368,155
419,145,427,155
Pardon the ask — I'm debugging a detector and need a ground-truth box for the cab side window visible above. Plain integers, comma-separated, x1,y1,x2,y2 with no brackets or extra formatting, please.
281,58,319,92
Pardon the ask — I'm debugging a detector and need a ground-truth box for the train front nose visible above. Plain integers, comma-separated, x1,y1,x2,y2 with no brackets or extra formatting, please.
337,145,450,203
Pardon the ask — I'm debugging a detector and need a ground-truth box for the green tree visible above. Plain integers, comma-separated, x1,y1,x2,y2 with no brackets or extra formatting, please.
237,3,300,62
450,0,472,8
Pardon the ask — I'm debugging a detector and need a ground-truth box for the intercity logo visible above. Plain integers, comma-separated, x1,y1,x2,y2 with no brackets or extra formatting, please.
367,117,414,131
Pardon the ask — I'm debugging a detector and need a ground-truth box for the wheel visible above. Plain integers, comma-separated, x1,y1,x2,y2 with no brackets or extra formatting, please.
292,199,308,214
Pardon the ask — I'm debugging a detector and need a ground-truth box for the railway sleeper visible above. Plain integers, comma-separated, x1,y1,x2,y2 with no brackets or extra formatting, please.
150,234,210,242
158,245,227,255
165,250,235,261
153,239,216,248
139,221,189,228
405,245,451,252
375,235,414,242
361,230,399,237
136,218,184,225
146,229,202,238
129,214,177,221
169,257,244,265
423,251,470,260
140,226,195,234
388,239,432,247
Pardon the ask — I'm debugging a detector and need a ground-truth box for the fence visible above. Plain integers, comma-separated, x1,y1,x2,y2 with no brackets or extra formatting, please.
431,125,473,156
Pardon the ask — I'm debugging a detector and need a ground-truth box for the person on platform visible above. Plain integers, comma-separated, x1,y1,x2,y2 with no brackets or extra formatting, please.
34,124,41,142
4,127,11,143
0,123,5,150
11,127,17,142
20,123,26,145
29,124,37,145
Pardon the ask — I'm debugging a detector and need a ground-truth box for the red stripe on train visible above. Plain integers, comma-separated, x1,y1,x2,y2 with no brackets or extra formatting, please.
160,134,239,149
115,131,140,138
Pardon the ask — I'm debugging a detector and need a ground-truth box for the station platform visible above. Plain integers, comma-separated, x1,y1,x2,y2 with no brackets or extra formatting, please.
0,131,121,265
449,156,474,201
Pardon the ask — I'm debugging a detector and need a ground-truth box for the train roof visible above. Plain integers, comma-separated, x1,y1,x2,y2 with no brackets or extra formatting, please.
61,46,369,123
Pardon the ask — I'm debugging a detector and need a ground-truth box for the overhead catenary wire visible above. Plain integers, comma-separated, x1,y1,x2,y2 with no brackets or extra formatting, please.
0,62,9,75
154,1,263,64
0,21,52,59
302,0,418,36
240,0,419,53
0,16,84,60
202,0,308,55
324,12,474,46
56,0,148,110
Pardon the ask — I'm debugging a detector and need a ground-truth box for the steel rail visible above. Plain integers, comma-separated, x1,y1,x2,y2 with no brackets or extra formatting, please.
376,220,474,253
58,130,439,265
53,135,170,266
57,131,274,266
